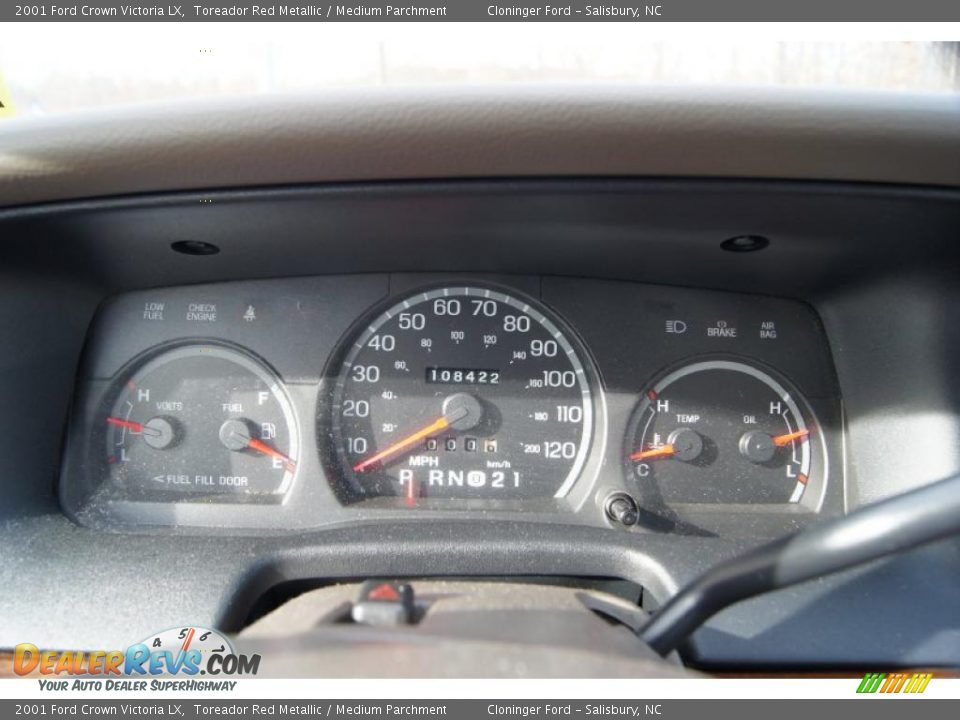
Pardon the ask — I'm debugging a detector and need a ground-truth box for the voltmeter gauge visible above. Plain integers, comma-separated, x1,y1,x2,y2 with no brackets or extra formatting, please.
101,343,298,501
625,360,826,508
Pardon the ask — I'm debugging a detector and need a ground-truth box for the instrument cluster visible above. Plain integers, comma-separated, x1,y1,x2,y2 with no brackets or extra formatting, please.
60,274,843,535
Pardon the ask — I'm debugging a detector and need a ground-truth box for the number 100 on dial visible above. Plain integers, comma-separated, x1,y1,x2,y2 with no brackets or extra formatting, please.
327,286,596,502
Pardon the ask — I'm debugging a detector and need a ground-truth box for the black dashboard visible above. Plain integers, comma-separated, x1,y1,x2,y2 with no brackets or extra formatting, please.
62,273,842,538
2,174,960,671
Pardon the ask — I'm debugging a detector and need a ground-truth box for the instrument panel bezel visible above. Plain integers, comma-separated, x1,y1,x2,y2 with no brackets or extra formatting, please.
60,272,844,537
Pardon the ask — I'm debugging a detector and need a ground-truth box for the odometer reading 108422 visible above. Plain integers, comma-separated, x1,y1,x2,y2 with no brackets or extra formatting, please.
328,286,595,501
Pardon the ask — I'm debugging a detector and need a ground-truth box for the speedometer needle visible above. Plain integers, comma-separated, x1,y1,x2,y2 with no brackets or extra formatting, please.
630,444,676,461
772,429,810,447
353,416,452,473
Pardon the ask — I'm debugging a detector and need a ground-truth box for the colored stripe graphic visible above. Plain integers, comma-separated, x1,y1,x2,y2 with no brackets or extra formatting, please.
908,674,933,693
857,673,885,693
857,672,932,694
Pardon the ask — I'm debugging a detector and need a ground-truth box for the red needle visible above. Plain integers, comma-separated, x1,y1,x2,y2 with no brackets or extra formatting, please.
353,416,451,473
247,437,297,473
772,429,810,447
106,416,143,433
631,444,676,461
180,627,196,653
405,478,420,508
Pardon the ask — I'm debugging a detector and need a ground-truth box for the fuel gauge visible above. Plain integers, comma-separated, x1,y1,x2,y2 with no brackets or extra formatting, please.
102,343,298,500
625,360,826,508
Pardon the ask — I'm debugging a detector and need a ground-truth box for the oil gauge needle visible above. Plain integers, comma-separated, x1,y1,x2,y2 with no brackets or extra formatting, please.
631,444,676,462
772,429,810,447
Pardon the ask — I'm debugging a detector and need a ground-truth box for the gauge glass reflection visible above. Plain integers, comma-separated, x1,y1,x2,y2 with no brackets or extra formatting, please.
626,360,825,506
103,344,298,500
328,286,595,501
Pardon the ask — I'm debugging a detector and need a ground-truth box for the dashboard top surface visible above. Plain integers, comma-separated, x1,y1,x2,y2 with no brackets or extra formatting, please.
2,86,960,210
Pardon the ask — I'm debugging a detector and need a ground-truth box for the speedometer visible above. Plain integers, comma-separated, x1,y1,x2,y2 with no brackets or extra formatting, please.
326,285,596,502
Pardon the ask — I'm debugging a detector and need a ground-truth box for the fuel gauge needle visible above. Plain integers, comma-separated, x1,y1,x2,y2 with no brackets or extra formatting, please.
631,444,676,461
772,429,810,447
247,437,297,473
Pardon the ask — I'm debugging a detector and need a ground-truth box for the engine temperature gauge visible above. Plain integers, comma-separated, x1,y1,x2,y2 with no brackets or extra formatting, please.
625,360,826,507
102,343,298,500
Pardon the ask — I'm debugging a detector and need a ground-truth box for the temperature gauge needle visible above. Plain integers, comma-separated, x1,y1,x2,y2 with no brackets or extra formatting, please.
247,437,297,473
631,444,676,461
772,429,810,447
354,416,452,473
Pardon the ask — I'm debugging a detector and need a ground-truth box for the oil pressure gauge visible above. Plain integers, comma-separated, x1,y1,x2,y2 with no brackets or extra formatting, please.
625,360,826,508
101,343,298,501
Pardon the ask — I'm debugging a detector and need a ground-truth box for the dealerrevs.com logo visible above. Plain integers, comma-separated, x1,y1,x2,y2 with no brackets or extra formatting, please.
14,627,259,691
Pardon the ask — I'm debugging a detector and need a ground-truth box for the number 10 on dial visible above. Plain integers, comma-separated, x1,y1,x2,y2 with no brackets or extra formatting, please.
328,286,596,502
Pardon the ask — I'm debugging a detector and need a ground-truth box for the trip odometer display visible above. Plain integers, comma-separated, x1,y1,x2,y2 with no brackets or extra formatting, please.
328,286,595,501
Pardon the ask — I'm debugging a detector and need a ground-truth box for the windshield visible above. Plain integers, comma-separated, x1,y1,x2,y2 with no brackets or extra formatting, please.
1,30,958,119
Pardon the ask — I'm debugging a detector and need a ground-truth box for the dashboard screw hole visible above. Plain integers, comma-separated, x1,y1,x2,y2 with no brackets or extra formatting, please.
171,240,220,256
721,235,769,253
